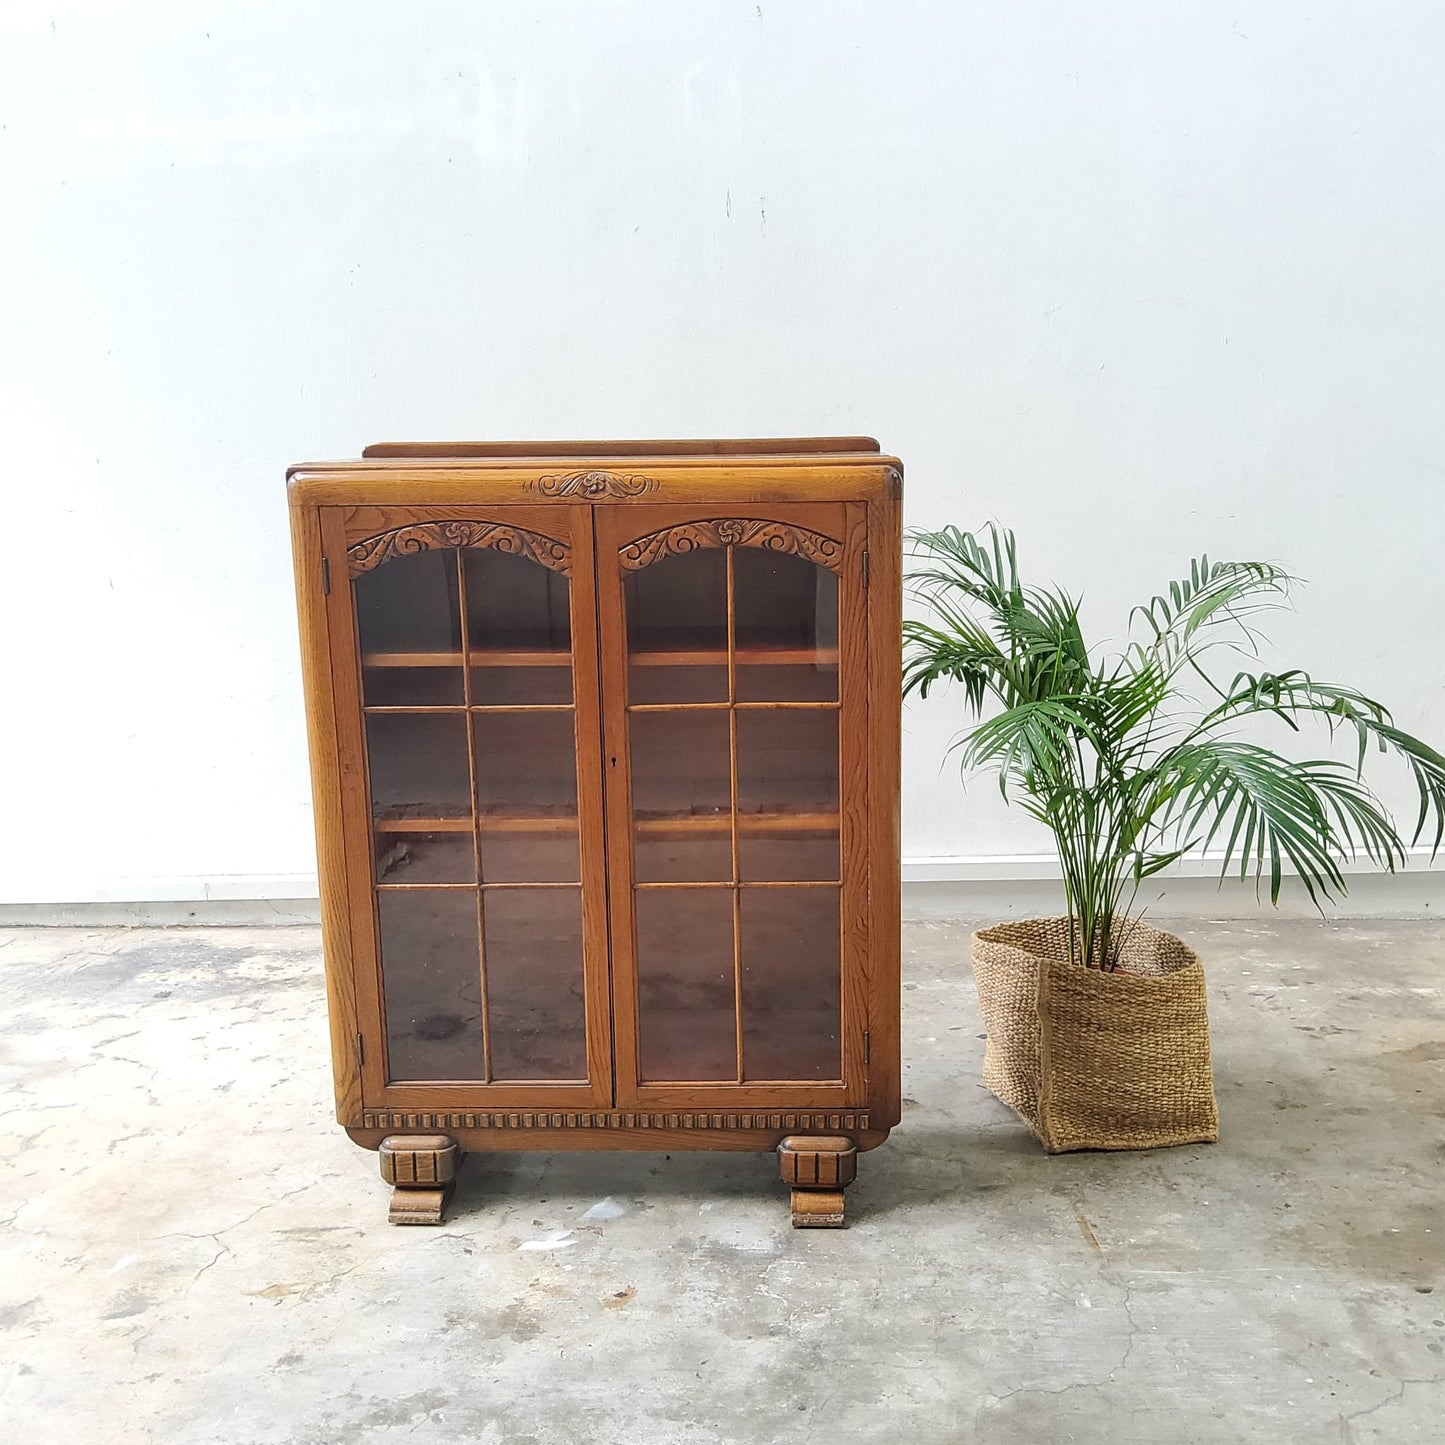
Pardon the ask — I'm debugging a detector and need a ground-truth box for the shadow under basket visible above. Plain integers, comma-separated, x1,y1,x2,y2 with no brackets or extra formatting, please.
971,917,1219,1153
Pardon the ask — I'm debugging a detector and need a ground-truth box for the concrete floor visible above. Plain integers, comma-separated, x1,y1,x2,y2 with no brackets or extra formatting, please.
2,920,1442,1444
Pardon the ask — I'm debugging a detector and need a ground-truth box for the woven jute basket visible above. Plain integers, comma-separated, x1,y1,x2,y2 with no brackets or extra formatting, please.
971,916,1219,1153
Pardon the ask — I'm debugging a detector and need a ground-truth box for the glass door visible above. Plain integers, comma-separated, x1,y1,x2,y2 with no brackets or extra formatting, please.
598,506,869,1108
329,508,609,1107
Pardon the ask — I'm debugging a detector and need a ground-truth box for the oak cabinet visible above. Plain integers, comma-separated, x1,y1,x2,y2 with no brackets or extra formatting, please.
288,439,901,1226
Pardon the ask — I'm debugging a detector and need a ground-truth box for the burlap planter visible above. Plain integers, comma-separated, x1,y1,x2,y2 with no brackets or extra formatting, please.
971,916,1219,1153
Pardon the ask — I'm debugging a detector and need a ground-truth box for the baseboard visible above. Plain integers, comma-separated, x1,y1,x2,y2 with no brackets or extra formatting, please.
0,856,1439,927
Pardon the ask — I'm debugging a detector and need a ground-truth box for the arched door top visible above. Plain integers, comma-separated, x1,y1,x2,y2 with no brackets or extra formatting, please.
619,519,842,574
348,521,571,578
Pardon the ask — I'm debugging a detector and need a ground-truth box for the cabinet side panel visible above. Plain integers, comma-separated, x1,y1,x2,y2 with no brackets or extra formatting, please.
839,502,872,1106
866,494,903,1128
567,504,617,1105
289,503,363,1123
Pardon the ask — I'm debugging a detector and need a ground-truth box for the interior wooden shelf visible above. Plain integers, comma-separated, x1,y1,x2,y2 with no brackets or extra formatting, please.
362,646,838,669
372,810,840,836
631,647,839,667
363,649,570,668
373,811,574,834
636,812,840,836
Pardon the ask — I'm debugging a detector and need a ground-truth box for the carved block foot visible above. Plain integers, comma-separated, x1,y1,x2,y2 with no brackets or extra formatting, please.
778,1134,857,1229
379,1134,461,1226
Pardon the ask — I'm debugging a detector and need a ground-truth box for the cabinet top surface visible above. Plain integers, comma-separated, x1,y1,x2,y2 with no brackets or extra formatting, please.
287,438,903,505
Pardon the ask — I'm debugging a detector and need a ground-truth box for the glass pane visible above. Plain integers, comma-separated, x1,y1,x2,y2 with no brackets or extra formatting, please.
472,711,580,881
735,660,838,704
635,888,736,1081
737,710,839,879
361,666,465,707
477,822,579,884
366,713,472,823
356,549,464,706
374,828,476,884
483,888,587,1080
380,889,485,1080
625,548,728,703
738,824,839,884
463,547,571,650
464,547,572,703
471,664,573,707
734,550,838,703
740,887,841,1080
629,710,732,882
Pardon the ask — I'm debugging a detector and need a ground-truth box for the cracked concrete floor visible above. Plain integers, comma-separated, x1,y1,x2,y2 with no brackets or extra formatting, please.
1,919,1443,1443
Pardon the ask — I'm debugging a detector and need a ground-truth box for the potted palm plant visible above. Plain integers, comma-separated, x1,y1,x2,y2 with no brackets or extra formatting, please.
904,524,1445,1152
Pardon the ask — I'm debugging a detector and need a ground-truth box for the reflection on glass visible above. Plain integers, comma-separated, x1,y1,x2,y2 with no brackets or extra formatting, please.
636,888,736,1080
736,710,839,814
483,888,587,1079
465,547,573,705
374,829,476,885
472,711,580,883
625,548,728,703
629,711,732,882
463,547,571,649
380,889,485,1080
739,826,839,884
734,550,838,703
740,887,841,1080
366,713,472,821
356,549,464,706
471,664,573,707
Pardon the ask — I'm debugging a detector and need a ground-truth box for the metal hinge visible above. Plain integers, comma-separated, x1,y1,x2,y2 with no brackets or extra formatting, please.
864,1029,871,1067
862,550,870,590
356,1031,365,1065
321,556,331,594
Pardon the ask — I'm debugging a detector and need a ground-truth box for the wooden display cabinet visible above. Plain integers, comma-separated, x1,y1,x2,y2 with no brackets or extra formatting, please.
287,438,901,1227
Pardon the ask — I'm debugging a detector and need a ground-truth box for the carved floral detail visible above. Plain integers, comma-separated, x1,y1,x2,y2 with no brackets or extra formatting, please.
529,470,660,499
347,521,570,577
620,519,843,573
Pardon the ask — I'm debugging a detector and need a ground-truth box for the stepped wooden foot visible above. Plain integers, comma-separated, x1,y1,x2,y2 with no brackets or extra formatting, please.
379,1134,461,1226
778,1134,857,1229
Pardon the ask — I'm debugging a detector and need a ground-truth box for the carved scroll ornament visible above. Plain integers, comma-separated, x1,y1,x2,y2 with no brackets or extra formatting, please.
347,521,571,577
529,470,660,499
620,518,843,573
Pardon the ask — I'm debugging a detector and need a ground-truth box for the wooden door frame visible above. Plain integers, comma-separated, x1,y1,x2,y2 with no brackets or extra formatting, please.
594,501,871,1111
319,502,614,1112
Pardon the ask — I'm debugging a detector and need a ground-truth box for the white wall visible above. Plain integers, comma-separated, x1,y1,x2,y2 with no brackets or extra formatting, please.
2,2,1442,913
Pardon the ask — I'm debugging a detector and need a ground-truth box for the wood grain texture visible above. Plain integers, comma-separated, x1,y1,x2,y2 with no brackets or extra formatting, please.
777,1134,859,1187
789,1189,846,1228
287,441,902,1220
865,486,904,1130
348,520,570,576
595,500,866,1112
778,1135,858,1228
288,462,900,509
839,502,873,1108
378,1134,460,1184
346,1124,892,1154
288,504,363,1124
619,518,843,573
387,1182,456,1225
361,437,881,459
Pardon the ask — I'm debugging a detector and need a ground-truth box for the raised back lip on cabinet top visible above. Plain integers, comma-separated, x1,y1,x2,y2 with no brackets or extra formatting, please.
287,438,903,505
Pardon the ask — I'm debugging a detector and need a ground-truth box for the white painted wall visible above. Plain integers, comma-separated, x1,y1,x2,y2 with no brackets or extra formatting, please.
2,2,1442,914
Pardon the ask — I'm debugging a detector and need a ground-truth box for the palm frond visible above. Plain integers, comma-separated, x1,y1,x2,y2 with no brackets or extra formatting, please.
903,521,1442,967
1157,741,1379,907
1131,557,1294,673
1195,671,1445,856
